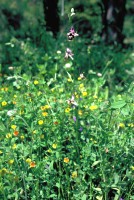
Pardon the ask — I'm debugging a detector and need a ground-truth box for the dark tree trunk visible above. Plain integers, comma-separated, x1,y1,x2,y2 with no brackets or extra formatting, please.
101,0,126,44
43,0,60,37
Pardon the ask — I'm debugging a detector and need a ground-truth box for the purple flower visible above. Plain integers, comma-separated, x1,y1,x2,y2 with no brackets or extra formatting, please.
79,127,83,132
73,116,77,122
119,198,124,200
67,27,79,41
65,48,74,60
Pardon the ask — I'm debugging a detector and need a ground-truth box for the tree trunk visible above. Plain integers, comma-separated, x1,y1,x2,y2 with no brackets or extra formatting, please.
101,0,126,44
43,0,60,37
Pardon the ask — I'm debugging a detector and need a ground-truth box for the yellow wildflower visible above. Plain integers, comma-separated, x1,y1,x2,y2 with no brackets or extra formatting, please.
1,101,7,106
128,123,134,127
0,168,8,175
32,130,36,134
119,123,125,128
11,125,17,130
130,166,134,170
47,149,52,153
14,95,17,98
78,110,83,115
40,105,50,110
64,157,69,163
65,108,71,113
44,105,50,109
59,88,64,93
89,105,98,111
38,91,42,96
42,112,48,117
4,87,8,91
26,158,32,163
67,78,73,82
82,91,88,97
12,144,17,149
93,95,98,99
78,77,81,80
6,133,12,139
52,144,57,149
34,80,39,85
72,171,77,178
20,135,25,140
38,120,44,125
8,159,14,165
79,84,84,88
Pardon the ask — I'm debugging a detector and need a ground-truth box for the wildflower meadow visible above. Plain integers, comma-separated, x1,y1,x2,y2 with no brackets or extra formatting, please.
0,3,134,200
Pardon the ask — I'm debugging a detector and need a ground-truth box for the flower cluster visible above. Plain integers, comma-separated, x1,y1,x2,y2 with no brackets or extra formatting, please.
64,9,78,60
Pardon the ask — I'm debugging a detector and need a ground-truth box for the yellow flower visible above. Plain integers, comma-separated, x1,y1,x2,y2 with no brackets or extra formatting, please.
65,108,71,113
72,171,77,178
40,105,50,110
1,101,7,106
47,149,52,153
20,135,25,140
12,144,17,149
78,110,83,115
8,159,14,165
38,120,44,125
14,95,17,98
130,166,134,170
64,157,69,163
6,133,12,139
82,91,88,97
4,87,8,91
42,112,48,117
45,105,51,109
78,77,81,80
67,78,73,82
52,144,57,149
93,95,98,99
89,105,98,111
0,150,3,154
79,84,84,88
26,158,32,163
11,125,17,130
0,168,8,175
34,80,39,85
32,130,36,134
59,88,64,93
38,91,42,96
128,123,134,127
119,123,125,128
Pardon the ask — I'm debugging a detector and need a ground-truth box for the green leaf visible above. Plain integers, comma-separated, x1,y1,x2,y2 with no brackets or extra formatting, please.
56,183,60,188
111,100,126,109
82,194,87,200
113,173,119,185
92,160,101,167
96,196,103,200
93,187,102,192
